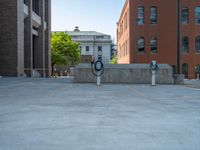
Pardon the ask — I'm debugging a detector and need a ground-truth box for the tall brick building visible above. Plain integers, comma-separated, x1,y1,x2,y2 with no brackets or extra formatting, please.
0,0,51,77
117,0,200,79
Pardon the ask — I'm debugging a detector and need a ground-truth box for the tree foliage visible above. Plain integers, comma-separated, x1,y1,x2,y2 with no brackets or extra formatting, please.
110,56,118,64
51,32,80,73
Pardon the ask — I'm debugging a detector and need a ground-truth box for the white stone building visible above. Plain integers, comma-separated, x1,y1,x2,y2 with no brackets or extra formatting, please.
67,27,112,64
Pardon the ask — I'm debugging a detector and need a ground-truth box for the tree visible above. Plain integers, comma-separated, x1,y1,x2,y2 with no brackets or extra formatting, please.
110,56,118,64
51,32,80,75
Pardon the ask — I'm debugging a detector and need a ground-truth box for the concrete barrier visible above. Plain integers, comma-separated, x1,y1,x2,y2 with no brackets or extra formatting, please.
74,64,174,84
173,74,184,84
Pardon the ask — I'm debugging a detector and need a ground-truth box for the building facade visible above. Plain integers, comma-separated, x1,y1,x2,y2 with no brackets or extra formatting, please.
66,27,112,64
117,0,200,79
0,0,51,77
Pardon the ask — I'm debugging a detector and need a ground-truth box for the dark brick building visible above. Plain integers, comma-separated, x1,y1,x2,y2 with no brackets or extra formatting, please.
0,0,51,77
117,0,200,79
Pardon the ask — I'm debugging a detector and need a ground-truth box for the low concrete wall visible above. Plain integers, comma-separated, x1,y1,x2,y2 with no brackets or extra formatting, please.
74,64,174,84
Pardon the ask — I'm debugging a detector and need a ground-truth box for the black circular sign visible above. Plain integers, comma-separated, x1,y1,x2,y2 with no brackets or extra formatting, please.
94,60,104,72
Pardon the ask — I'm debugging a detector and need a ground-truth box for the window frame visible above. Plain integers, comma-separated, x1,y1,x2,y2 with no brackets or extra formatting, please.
195,36,200,53
150,6,157,25
137,6,144,25
150,37,158,53
195,6,200,24
181,36,189,53
181,7,189,25
182,63,189,79
86,46,90,52
138,37,145,53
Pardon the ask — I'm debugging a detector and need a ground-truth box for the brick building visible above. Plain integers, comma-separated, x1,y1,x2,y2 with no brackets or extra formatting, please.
0,0,51,77
117,0,200,79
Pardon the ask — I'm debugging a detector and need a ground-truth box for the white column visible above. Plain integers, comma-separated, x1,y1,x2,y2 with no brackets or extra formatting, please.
97,72,101,86
151,71,156,86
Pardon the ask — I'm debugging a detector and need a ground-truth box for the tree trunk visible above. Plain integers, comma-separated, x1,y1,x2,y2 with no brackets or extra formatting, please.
51,64,55,77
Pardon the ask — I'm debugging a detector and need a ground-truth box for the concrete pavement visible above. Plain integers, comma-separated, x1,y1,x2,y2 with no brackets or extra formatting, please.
0,78,200,150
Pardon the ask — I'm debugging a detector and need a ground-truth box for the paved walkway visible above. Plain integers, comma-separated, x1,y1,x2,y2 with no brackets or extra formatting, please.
0,78,200,150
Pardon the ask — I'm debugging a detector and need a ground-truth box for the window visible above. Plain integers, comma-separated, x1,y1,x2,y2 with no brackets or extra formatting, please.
24,0,29,5
195,65,200,78
172,65,176,74
182,63,188,79
98,46,102,60
182,7,188,24
138,37,145,53
96,36,104,39
182,36,189,53
150,7,157,24
138,7,144,25
150,37,157,53
32,0,39,15
195,36,200,53
195,7,200,24
86,46,89,52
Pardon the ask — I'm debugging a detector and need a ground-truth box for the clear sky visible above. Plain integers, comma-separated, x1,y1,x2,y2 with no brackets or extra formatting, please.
52,0,126,39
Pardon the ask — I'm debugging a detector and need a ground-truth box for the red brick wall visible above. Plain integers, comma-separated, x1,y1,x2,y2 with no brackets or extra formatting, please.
117,0,200,79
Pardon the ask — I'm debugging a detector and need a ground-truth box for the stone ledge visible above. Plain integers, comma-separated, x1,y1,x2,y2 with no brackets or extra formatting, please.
74,63,174,84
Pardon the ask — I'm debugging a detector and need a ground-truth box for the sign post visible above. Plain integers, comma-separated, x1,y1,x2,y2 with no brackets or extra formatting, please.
91,59,104,86
150,60,158,86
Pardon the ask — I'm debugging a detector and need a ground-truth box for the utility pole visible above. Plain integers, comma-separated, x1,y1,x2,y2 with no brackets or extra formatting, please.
177,0,181,74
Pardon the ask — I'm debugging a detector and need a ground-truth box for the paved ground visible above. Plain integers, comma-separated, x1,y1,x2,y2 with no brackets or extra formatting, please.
0,78,200,150
184,79,200,89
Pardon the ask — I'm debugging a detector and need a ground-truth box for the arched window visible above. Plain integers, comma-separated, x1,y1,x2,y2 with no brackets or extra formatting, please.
138,7,144,25
195,36,200,53
182,36,189,53
150,7,157,24
150,37,157,53
182,63,188,79
138,37,145,53
195,6,200,24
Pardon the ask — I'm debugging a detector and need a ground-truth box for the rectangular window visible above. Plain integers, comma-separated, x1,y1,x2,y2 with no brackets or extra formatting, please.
195,7,200,24
98,46,102,55
150,7,157,24
182,7,188,24
150,37,157,53
138,37,145,53
137,7,144,25
86,46,89,52
32,0,39,15
196,36,200,52
182,36,189,53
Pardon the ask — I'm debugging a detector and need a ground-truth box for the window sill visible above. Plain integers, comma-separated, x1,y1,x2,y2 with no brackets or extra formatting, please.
150,24,157,26
151,52,158,55
181,52,189,55
137,52,145,55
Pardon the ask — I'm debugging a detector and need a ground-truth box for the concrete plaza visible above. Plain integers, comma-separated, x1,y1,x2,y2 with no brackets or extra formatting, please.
0,78,200,150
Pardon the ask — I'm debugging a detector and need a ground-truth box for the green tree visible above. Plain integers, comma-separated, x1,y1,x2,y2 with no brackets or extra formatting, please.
51,32,80,75
110,56,118,64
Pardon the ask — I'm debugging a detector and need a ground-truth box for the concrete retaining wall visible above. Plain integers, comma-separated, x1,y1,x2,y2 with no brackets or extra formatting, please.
73,64,174,84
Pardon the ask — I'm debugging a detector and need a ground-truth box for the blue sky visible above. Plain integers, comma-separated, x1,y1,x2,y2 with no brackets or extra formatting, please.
52,0,126,39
